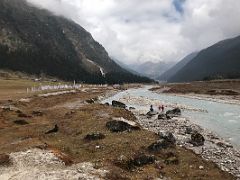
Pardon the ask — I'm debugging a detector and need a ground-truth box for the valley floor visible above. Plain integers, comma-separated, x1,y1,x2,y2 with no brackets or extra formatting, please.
0,78,236,179
151,79,240,105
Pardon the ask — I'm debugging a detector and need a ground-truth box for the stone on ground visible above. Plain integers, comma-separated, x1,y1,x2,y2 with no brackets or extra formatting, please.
190,132,205,146
112,100,126,109
106,119,140,133
84,133,105,141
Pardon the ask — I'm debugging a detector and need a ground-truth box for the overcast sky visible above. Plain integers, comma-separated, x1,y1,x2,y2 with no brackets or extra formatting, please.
27,0,240,64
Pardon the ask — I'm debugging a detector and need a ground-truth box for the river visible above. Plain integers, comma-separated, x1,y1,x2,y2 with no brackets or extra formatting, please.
103,86,240,147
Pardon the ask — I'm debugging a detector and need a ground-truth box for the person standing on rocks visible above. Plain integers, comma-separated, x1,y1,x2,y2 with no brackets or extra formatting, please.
158,105,165,112
161,105,165,112
150,105,154,112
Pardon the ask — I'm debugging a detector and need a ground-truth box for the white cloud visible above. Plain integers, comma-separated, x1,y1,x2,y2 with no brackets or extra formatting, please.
26,0,240,64
181,0,240,50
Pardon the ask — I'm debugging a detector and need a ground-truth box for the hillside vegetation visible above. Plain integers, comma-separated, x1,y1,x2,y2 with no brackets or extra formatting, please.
0,0,152,84
168,36,240,82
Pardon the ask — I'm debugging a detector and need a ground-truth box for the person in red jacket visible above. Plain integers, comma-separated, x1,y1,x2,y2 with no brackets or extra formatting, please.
161,105,165,112
159,105,165,112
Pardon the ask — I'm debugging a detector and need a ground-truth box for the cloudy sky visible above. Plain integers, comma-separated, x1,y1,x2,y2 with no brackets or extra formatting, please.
27,0,240,64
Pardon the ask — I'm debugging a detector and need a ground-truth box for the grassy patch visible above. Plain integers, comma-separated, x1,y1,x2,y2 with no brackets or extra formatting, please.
0,84,235,179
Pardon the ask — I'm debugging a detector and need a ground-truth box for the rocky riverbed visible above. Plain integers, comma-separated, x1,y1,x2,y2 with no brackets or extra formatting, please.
118,94,208,112
131,108,240,178
103,87,240,178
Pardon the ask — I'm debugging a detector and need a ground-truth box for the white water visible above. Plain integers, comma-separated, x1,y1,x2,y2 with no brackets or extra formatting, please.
103,87,240,146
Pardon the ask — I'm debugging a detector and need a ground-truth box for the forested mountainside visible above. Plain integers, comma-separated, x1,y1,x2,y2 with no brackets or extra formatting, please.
0,0,152,84
168,36,240,82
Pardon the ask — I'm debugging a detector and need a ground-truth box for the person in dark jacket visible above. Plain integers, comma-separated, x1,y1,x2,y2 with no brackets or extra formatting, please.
150,105,154,112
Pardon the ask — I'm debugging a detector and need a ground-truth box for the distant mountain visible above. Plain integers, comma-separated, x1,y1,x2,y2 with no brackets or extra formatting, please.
130,61,175,79
112,58,142,76
168,36,240,82
158,52,198,81
0,0,152,84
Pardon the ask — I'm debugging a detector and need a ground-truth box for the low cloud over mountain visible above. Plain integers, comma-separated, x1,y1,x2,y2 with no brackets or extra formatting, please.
27,0,240,64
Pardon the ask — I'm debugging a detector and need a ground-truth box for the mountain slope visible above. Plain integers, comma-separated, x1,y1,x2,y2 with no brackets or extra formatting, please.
158,52,198,81
169,36,240,82
112,58,142,76
130,61,175,79
0,0,152,84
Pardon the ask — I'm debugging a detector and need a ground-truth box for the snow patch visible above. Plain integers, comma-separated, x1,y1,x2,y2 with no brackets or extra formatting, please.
99,67,105,77
86,59,105,77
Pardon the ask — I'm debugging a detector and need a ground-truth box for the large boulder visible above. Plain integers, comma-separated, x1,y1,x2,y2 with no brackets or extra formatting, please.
106,120,140,133
104,102,110,106
148,139,171,152
166,108,181,119
190,132,205,146
45,124,59,134
148,132,176,152
112,100,126,108
85,99,95,104
131,154,156,167
185,127,193,134
158,132,176,145
14,119,29,125
158,113,166,120
129,107,136,110
84,133,105,141
116,154,156,170
146,111,158,116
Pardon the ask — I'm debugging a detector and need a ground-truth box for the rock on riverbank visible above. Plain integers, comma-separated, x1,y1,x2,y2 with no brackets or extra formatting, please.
132,109,240,178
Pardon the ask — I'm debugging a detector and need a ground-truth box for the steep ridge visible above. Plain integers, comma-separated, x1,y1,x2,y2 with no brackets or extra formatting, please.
158,52,198,81
168,36,240,82
0,0,152,84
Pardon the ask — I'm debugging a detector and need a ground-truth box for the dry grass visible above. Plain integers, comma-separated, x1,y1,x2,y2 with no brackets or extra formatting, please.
0,79,36,100
0,78,68,101
0,79,235,179
152,79,240,96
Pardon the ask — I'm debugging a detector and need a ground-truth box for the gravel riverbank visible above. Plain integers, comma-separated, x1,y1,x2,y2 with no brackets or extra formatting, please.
132,109,240,178
152,87,240,106
163,93,240,106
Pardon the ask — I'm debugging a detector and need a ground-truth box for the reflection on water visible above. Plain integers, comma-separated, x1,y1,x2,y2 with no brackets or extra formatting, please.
103,87,240,146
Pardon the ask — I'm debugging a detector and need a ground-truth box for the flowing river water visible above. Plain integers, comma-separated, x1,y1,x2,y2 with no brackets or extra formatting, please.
103,86,240,147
